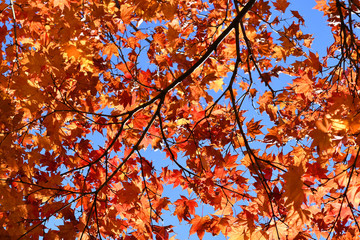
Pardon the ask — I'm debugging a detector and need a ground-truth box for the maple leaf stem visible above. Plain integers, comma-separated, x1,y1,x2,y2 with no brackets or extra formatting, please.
158,111,249,200
80,194,97,240
327,147,360,239
61,113,133,175
63,0,260,180
345,195,360,233
95,97,165,195
94,199,103,240
239,19,276,96
228,45,281,239
0,178,82,194
110,0,257,121
18,194,87,239
137,151,164,222
9,0,20,69
7,0,360,238
157,112,196,179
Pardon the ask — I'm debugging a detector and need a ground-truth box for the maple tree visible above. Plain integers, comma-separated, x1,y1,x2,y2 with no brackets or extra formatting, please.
1,0,360,239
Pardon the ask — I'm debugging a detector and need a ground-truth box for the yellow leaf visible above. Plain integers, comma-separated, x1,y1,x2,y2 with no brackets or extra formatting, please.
330,118,348,131
272,45,287,61
176,118,190,126
304,38,313,48
209,79,224,92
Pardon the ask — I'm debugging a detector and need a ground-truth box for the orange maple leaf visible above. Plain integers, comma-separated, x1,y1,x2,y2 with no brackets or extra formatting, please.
52,0,70,11
313,0,329,11
272,0,290,13
190,215,211,239
173,196,198,222
246,118,263,138
283,165,305,210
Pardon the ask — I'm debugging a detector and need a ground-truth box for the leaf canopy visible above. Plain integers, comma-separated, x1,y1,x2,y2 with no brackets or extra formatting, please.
1,0,360,239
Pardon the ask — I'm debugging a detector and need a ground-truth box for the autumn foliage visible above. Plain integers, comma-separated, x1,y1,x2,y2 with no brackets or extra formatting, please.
1,0,360,239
